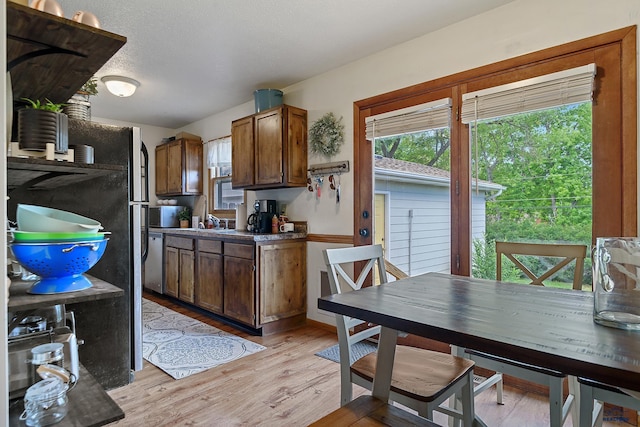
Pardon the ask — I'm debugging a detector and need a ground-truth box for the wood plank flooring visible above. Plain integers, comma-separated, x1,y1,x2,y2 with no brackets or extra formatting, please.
105,292,636,426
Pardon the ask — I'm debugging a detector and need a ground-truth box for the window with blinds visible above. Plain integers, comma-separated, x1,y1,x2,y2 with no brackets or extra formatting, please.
461,63,596,124
366,98,452,139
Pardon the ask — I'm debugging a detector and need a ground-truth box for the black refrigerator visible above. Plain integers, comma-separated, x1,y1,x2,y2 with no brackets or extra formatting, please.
8,119,148,389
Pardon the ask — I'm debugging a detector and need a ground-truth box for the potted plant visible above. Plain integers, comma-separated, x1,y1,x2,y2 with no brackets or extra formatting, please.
64,77,98,121
18,98,68,153
178,207,191,228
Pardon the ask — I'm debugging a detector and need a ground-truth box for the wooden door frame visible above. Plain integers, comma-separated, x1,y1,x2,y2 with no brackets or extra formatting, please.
354,26,637,276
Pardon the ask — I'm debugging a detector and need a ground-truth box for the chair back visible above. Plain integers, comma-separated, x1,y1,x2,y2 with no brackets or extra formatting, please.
496,241,588,290
323,245,388,365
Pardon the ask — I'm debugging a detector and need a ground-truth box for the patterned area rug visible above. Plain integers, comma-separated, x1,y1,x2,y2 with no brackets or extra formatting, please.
143,299,266,379
315,341,377,364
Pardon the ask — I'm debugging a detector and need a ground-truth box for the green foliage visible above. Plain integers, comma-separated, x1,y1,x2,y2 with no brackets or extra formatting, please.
79,77,98,96
475,104,593,231
309,112,344,157
472,235,520,281
21,98,65,112
178,207,191,221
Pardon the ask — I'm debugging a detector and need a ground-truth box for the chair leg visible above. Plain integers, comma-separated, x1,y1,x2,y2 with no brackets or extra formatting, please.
548,378,564,427
569,376,580,427
496,374,504,404
579,382,595,427
462,370,475,427
341,373,353,406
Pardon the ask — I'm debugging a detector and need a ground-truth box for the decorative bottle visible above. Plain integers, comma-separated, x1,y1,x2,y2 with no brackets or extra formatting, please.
271,215,278,233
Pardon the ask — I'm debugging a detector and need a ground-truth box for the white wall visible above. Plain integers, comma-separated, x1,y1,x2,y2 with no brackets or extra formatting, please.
102,0,640,325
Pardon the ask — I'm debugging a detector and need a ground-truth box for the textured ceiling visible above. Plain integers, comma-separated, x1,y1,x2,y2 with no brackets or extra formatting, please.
54,0,515,129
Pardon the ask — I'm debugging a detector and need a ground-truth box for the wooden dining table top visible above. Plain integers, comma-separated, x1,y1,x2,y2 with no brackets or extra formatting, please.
317,272,640,393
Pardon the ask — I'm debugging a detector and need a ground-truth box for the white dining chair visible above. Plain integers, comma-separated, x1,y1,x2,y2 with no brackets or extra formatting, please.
323,244,476,426
577,377,640,427
465,241,587,427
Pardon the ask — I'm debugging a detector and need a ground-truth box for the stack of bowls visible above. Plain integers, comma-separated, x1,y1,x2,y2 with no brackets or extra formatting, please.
10,204,110,294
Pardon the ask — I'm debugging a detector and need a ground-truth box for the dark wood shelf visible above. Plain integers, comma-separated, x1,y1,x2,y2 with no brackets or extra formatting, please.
7,157,124,191
7,1,127,104
9,364,125,427
8,275,124,312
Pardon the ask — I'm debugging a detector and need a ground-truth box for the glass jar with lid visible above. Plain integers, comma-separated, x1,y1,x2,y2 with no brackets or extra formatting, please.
20,377,68,426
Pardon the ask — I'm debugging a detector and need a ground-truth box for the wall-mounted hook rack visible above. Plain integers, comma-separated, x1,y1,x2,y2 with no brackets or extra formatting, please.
307,160,350,176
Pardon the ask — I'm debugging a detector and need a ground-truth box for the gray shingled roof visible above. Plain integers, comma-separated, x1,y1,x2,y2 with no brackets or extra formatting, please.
374,155,503,190
375,156,451,178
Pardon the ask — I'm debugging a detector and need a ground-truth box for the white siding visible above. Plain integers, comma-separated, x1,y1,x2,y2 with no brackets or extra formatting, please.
376,178,488,276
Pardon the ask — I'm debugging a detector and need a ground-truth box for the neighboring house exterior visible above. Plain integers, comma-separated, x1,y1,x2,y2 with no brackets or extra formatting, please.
374,156,504,277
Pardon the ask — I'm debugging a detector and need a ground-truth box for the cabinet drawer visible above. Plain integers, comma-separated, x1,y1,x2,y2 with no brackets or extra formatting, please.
198,239,222,254
225,243,254,259
165,236,194,250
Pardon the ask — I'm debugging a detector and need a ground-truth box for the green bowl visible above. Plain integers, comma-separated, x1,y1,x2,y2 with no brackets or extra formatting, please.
11,231,110,243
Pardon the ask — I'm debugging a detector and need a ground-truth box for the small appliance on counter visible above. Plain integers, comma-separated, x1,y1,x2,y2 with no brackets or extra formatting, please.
248,200,277,233
254,199,276,214
149,205,185,228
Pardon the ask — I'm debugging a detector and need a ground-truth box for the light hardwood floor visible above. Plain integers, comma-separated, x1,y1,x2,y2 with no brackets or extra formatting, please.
106,292,636,426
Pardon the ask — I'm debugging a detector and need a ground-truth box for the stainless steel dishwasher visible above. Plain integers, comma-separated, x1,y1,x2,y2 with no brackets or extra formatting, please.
143,232,164,293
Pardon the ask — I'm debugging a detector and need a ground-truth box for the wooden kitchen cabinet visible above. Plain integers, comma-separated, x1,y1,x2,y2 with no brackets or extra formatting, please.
165,246,179,298
155,143,169,195
230,116,254,188
167,232,307,334
223,243,256,325
231,105,307,190
259,241,306,324
165,236,195,303
155,138,203,196
196,239,224,314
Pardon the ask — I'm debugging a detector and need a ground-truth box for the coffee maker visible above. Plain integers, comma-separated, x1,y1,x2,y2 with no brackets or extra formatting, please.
250,199,276,233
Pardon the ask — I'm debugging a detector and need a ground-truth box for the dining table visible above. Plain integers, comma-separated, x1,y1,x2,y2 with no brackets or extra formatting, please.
317,272,640,427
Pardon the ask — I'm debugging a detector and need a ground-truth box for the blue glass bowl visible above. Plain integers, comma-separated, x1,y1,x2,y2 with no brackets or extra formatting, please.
10,239,109,294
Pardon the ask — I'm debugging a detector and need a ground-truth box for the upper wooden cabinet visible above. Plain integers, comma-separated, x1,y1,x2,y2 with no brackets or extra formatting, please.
231,105,307,190
155,138,203,196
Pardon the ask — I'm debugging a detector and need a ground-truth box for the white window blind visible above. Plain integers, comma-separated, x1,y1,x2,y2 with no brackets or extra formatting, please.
461,63,596,124
365,98,452,139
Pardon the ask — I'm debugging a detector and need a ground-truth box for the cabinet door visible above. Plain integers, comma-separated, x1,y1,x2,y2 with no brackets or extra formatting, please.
178,249,195,303
183,139,203,194
224,255,255,326
259,241,306,324
285,106,308,186
231,116,255,188
165,246,179,298
196,252,223,313
167,141,183,194
254,109,283,186
155,145,168,195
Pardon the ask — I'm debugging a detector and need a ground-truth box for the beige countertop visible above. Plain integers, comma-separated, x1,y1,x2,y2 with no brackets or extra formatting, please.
150,227,307,242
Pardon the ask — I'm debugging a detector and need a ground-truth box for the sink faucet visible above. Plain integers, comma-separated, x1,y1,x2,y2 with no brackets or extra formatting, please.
207,214,221,229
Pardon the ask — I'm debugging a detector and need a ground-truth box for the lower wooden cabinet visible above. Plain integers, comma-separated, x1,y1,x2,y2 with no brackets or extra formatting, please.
196,240,223,314
164,236,195,304
223,243,255,325
165,246,179,298
259,241,306,324
167,235,307,334
178,249,195,303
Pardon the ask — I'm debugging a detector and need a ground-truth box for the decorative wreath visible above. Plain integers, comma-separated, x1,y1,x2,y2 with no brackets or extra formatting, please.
309,112,344,157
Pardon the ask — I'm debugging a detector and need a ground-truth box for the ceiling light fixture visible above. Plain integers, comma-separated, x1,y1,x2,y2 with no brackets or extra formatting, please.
101,75,140,97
